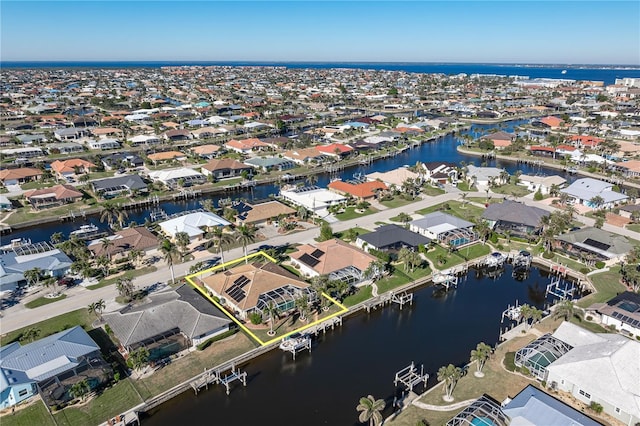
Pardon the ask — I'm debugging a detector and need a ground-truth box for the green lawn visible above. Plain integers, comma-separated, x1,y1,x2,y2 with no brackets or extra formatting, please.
380,197,415,209
53,380,143,426
86,266,157,290
211,177,243,187
425,243,491,271
422,186,446,196
376,270,412,294
578,266,625,308
415,201,483,222
1,309,92,346
335,227,371,242
25,294,67,309
19,181,57,190
335,206,378,221
489,184,532,197
87,171,115,180
1,400,55,426
343,286,373,307
456,181,475,192
5,203,92,226
626,223,640,233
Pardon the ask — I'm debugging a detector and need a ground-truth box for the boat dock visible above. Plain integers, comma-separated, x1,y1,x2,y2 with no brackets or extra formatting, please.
545,276,576,300
189,363,247,396
279,333,313,360
393,362,429,392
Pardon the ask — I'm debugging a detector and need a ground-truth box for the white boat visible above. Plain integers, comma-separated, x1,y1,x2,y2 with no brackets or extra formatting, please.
279,333,310,351
0,237,31,252
70,224,101,239
561,69,567,74
485,252,506,268
432,272,455,284
506,306,522,321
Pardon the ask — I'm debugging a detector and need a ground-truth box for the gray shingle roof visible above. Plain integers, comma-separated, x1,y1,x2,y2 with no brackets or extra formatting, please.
481,200,550,228
556,227,634,257
91,174,147,191
357,224,431,249
103,285,231,347
560,178,628,203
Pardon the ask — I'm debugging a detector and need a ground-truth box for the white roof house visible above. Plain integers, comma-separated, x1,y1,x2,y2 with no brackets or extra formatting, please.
545,322,640,426
560,178,628,208
159,211,230,240
148,168,205,187
280,186,346,212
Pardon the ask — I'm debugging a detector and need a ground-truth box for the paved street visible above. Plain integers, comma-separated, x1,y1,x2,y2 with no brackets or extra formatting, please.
2,192,638,335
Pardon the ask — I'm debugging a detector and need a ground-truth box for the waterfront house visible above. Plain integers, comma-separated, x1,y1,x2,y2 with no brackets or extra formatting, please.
290,239,378,285
613,160,640,178
588,291,640,338
202,261,314,320
328,179,387,200
483,131,515,149
0,147,44,160
88,227,159,260
201,158,253,180
0,248,73,295
148,167,205,188
0,326,110,409
0,167,43,186
191,144,222,159
569,135,604,149
225,138,271,154
163,129,192,142
409,212,476,247
50,158,96,180
234,200,296,226
465,165,503,189
283,147,326,165
103,284,232,357
560,178,628,208
315,143,353,158
23,184,83,209
46,142,85,155
102,152,144,170
279,186,346,216
159,211,230,242
91,175,148,198
517,322,640,425
129,134,161,146
366,168,421,188
244,157,296,172
356,224,431,253
87,138,121,151
420,162,458,185
147,150,187,165
555,227,633,264
481,200,550,237
518,174,567,195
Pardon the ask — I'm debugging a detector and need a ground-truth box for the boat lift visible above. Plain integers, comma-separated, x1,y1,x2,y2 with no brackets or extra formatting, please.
545,276,575,300
393,362,428,392
391,291,413,309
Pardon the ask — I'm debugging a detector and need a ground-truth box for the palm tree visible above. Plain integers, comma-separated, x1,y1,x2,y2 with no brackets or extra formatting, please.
306,174,318,187
356,395,385,426
235,224,257,260
397,247,412,272
363,260,386,282
208,226,234,266
116,277,135,299
69,379,90,402
473,219,491,244
88,298,106,321
50,232,63,245
553,299,584,322
469,342,492,377
397,212,412,225
100,237,114,262
24,267,43,287
263,301,280,336
202,198,215,212
95,255,110,277
589,195,605,210
128,249,143,267
21,327,41,343
311,275,331,311
174,231,191,260
99,201,119,227
159,239,179,285
459,192,468,209
295,294,310,322
437,364,462,401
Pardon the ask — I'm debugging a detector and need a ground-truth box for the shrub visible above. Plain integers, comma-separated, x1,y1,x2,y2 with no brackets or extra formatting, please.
113,372,120,382
543,251,554,259
586,315,593,321
519,366,531,376
489,233,499,244
533,190,543,201
580,267,590,274
595,261,605,269
249,312,263,325
589,402,604,414
196,329,239,351
504,352,516,371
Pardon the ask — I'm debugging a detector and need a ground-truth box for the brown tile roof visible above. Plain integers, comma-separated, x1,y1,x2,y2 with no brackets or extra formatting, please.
147,151,185,161
291,239,377,276
0,167,43,182
24,184,83,201
202,262,309,312
226,138,270,150
238,201,295,224
202,158,250,172
191,144,221,155
50,158,96,174
328,180,387,199
88,227,159,257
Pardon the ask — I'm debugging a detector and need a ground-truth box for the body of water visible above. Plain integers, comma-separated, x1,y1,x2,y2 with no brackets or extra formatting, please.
7,120,578,243
142,265,565,425
2,61,639,85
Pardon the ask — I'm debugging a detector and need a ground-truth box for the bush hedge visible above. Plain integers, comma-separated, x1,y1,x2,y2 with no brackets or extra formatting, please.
196,328,239,351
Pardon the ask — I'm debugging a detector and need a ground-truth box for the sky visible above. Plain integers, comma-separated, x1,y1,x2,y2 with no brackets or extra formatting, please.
1,1,639,65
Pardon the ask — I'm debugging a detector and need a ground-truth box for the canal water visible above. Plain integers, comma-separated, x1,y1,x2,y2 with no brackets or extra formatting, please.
8,120,577,243
142,265,563,426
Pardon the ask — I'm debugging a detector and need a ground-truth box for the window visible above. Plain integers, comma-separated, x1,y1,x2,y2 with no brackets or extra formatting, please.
615,407,621,414
579,389,591,399
18,389,29,397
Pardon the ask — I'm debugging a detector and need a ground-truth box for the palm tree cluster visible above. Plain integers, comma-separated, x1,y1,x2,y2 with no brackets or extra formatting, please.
469,342,492,377
621,246,640,292
397,247,422,272
538,210,573,252
519,304,544,329
88,299,106,321
552,299,583,322
437,364,463,401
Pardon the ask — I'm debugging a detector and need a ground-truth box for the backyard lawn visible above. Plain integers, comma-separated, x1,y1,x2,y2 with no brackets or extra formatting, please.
86,266,157,290
626,223,640,233
1,309,92,346
578,266,625,308
415,201,483,222
1,400,55,426
425,243,491,271
335,206,378,221
343,286,373,307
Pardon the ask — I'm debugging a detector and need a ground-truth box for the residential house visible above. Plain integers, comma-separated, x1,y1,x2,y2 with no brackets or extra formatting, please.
555,227,633,263
560,178,628,208
290,239,378,285
225,138,272,154
613,160,640,178
282,147,326,165
54,128,87,141
421,162,458,185
234,200,296,226
409,212,476,247
201,158,253,180
0,248,73,295
147,151,186,164
356,224,431,252
91,175,148,198
101,152,144,170
466,165,503,189
162,129,191,142
88,227,159,260
588,291,640,338
0,326,110,408
279,186,346,216
191,127,225,140
46,143,84,155
0,195,12,211
202,261,314,320
158,211,230,241
481,200,550,237
87,138,120,150
103,284,232,357
191,144,222,159
23,184,83,209
0,167,43,186
518,174,567,195
327,180,387,200
50,158,96,180
244,157,295,172
618,204,640,220
129,134,161,146
484,131,515,149
315,143,354,158
537,116,564,129
366,168,421,188
0,147,44,160
148,167,205,188
569,135,604,150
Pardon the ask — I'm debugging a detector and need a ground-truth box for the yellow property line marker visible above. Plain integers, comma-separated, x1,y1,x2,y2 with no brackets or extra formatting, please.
185,251,348,346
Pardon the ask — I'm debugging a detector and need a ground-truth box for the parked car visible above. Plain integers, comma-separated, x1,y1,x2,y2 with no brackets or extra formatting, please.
58,277,75,287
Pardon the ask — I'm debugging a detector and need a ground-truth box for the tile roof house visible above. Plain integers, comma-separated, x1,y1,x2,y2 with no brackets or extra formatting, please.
103,284,232,354
147,150,186,164
484,131,515,149
159,211,230,241
366,168,420,187
481,200,550,237
290,239,378,285
202,261,314,320
282,147,326,165
201,158,253,179
225,138,271,154
148,167,205,188
0,167,43,185
315,143,354,157
191,144,222,159
23,184,83,209
328,180,387,200
356,224,431,252
234,200,296,225
539,116,564,129
0,326,109,408
88,227,159,259
614,160,640,178
50,158,96,178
